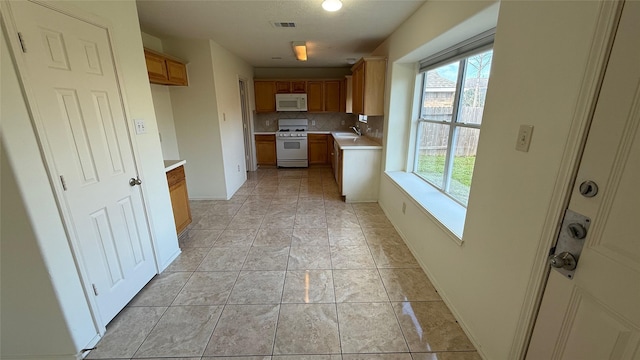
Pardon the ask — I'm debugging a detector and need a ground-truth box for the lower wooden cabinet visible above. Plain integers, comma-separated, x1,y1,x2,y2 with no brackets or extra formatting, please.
166,165,192,234
255,134,277,165
308,134,331,165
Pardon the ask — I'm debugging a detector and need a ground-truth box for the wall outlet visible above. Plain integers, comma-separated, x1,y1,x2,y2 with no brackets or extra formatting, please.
266,120,270,126
516,125,534,152
237,164,240,172
311,120,316,126
402,202,406,214
341,120,345,125
134,119,146,134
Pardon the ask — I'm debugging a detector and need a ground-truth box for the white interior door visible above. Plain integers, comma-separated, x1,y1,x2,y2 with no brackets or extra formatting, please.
9,1,157,325
527,2,640,359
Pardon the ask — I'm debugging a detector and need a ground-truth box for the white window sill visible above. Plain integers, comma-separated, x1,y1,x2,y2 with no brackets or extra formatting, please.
385,171,465,242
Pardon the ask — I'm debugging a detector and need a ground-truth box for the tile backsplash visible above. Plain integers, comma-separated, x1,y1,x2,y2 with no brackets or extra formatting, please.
254,112,356,132
254,112,384,143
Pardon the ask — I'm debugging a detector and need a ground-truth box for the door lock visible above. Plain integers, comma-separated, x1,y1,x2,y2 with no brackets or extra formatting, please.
579,180,599,197
549,209,590,279
567,223,587,239
549,252,577,271
129,176,142,186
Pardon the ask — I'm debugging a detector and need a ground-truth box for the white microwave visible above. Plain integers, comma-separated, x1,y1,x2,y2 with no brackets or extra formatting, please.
276,93,307,111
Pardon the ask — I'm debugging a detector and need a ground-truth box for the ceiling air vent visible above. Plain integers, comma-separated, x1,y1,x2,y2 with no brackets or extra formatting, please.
272,21,296,28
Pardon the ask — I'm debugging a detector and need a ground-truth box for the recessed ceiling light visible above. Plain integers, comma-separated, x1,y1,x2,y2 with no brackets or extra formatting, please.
322,0,342,12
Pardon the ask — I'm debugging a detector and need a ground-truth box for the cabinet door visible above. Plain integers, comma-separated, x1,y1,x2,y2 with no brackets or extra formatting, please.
291,81,306,93
352,64,364,114
307,81,324,112
324,80,341,112
166,59,188,86
254,81,276,113
255,134,277,165
308,134,329,164
169,180,192,234
362,59,386,116
275,81,291,93
144,50,168,83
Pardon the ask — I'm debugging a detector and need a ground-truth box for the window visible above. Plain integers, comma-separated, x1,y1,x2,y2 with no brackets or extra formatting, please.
413,48,493,206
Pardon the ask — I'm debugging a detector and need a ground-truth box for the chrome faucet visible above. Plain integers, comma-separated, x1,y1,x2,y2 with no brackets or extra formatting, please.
350,126,362,136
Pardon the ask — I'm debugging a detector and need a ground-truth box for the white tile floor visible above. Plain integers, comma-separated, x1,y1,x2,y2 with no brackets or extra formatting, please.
86,167,480,360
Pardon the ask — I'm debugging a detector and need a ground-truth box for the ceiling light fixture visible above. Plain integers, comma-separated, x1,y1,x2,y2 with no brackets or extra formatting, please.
322,0,342,12
292,41,307,61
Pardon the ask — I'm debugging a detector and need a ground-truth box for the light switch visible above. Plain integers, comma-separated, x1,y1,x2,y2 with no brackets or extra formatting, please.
134,119,146,134
516,125,534,152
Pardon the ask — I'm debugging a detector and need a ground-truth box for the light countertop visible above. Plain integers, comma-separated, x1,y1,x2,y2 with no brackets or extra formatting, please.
164,160,186,173
331,132,383,150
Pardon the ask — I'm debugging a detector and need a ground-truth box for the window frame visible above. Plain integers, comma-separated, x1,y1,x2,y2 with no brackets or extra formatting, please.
412,47,492,207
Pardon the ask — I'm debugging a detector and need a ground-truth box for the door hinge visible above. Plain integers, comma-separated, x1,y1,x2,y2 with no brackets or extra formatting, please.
17,32,26,53
60,175,67,191
92,284,98,296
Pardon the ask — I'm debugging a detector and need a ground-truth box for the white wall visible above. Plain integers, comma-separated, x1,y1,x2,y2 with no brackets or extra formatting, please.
162,38,227,199
150,84,181,159
141,31,181,160
209,39,254,196
161,37,254,200
375,1,603,359
1,0,179,356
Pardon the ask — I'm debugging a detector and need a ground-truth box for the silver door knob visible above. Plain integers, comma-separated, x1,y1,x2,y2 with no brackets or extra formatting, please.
129,176,142,186
549,252,577,270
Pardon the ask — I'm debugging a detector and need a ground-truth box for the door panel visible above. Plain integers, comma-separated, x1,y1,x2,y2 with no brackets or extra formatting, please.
527,2,640,359
10,0,156,325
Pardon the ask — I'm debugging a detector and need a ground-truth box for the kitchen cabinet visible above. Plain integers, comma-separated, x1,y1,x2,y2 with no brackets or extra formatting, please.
166,165,192,234
254,78,345,113
351,57,386,116
307,81,324,112
254,81,277,113
308,134,331,165
144,49,188,86
332,139,343,193
325,80,342,112
255,134,277,165
307,80,342,113
331,134,382,202
276,80,306,93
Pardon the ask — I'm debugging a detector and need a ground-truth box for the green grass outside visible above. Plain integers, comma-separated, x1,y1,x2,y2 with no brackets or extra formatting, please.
417,155,476,186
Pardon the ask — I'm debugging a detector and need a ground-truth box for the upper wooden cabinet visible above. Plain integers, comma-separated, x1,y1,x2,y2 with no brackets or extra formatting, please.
254,79,345,113
351,57,386,116
324,80,342,112
254,81,277,113
307,80,343,113
307,81,324,112
144,48,188,86
276,80,306,93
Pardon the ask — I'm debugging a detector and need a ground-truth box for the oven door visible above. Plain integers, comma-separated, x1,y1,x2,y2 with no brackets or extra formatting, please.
276,137,308,167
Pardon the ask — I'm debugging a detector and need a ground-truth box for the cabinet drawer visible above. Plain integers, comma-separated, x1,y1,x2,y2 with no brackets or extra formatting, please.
166,165,185,188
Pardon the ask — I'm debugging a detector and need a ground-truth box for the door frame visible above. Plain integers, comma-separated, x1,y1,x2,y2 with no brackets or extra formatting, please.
1,0,160,334
507,1,626,358
238,76,257,171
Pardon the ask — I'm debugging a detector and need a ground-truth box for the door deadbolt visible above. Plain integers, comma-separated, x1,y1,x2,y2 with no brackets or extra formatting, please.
129,177,142,186
567,223,587,239
579,180,598,197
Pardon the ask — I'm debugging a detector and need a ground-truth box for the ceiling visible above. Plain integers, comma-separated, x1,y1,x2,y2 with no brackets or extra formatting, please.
136,0,426,68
